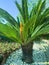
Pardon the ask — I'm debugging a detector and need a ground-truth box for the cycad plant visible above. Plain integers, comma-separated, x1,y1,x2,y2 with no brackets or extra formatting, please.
0,0,49,64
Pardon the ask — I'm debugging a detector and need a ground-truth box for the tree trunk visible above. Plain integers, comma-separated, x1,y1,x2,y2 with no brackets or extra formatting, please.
21,41,33,64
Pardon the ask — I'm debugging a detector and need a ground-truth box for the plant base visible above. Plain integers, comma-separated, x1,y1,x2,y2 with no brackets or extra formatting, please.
21,42,33,64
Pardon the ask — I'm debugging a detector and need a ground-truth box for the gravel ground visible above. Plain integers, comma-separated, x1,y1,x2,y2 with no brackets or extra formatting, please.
4,40,49,65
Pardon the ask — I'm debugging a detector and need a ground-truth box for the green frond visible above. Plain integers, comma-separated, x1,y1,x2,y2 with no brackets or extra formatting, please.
15,1,23,16
38,8,49,25
30,5,37,17
31,23,45,39
0,23,22,43
37,0,46,14
17,17,20,27
15,0,29,23
36,24,49,36
0,8,18,27
31,21,49,39
30,0,46,18
22,0,28,22
0,0,49,45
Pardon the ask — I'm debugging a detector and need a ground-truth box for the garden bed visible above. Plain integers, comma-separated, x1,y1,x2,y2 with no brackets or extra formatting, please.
0,39,49,65
4,39,49,65
0,42,20,65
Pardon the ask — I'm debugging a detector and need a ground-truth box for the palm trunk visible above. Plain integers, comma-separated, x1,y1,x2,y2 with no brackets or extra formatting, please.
21,41,33,64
